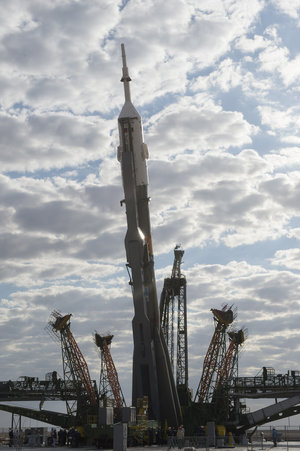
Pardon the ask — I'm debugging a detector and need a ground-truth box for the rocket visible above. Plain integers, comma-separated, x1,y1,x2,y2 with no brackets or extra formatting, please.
117,43,182,425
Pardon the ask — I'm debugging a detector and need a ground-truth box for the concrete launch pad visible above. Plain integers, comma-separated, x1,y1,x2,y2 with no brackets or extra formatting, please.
1,443,300,451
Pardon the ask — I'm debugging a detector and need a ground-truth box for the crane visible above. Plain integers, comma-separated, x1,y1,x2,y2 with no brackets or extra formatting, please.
94,332,126,413
160,245,189,405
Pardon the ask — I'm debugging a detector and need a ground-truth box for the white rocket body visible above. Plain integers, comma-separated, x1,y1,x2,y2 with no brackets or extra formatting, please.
117,103,149,187
117,44,181,426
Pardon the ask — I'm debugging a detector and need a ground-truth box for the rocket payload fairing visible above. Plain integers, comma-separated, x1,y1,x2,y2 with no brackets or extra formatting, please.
117,43,182,425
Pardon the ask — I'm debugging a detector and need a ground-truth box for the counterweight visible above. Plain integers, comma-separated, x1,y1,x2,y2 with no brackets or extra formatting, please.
117,44,181,426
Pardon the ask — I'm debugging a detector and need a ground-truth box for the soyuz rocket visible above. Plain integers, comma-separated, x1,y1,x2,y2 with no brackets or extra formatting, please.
117,43,182,426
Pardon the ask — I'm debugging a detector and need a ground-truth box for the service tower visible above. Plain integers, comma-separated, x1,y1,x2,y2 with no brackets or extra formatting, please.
117,44,181,426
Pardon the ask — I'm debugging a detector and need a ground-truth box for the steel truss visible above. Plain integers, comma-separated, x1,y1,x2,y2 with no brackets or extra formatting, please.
160,245,189,405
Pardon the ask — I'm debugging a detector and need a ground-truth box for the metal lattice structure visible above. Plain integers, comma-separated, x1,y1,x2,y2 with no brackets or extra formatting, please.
47,311,97,419
94,332,126,411
160,245,189,405
214,328,246,391
212,328,247,421
194,305,235,404
0,372,76,404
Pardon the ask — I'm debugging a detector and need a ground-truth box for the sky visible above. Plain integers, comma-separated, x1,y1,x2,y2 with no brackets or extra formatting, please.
1,0,300,429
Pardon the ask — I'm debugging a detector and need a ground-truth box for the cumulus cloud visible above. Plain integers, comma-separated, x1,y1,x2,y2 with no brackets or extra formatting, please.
265,147,300,169
147,148,297,251
146,95,257,158
256,27,300,87
270,0,300,19
0,112,114,172
258,105,300,131
1,0,300,427
270,249,300,270
235,34,269,53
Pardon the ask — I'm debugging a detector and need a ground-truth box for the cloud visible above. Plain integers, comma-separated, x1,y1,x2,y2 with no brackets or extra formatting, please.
0,112,114,172
0,174,126,271
270,0,300,19
258,105,300,131
256,26,300,87
265,147,300,170
146,95,257,158
235,34,269,53
147,149,297,250
270,248,300,270
1,0,300,427
259,173,300,211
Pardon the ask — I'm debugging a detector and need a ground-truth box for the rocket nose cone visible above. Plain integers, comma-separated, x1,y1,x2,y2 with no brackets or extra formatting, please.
119,100,140,119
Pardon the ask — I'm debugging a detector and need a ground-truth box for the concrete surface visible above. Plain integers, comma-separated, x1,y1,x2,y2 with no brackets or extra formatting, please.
1,443,300,451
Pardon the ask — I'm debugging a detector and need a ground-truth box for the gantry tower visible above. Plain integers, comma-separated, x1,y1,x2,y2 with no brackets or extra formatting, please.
160,245,189,405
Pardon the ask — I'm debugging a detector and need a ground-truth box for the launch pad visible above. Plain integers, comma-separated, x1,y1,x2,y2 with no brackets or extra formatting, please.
1,45,300,446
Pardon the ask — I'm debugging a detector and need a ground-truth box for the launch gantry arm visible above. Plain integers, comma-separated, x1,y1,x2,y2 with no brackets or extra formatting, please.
194,306,234,404
94,333,126,411
47,311,98,418
215,329,246,390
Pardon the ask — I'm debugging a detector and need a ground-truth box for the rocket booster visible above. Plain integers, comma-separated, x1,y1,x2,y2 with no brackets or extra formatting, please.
117,44,181,425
